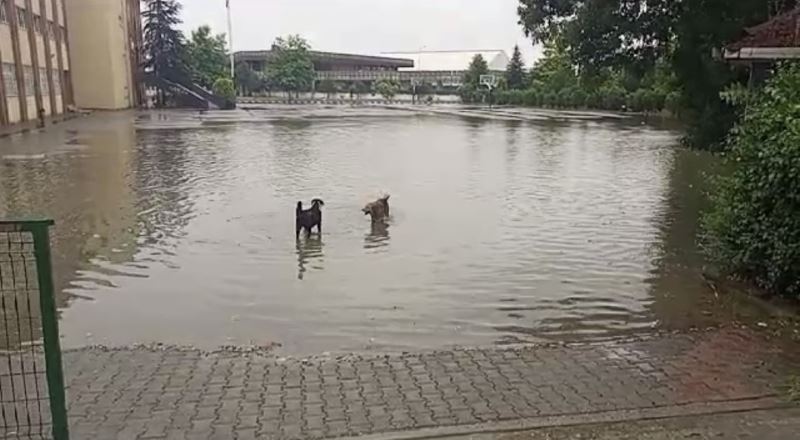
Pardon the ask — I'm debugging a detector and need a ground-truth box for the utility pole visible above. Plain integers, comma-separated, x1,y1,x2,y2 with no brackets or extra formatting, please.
227,0,234,78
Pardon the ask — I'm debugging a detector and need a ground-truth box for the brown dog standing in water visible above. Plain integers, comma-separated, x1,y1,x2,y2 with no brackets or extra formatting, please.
363,195,390,223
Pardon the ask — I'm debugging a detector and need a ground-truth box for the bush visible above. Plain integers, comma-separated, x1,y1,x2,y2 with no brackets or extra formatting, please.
571,89,588,108
523,90,540,106
665,91,682,116
509,90,525,105
599,86,627,111
585,92,602,109
703,63,800,298
212,77,236,105
651,90,666,111
543,91,558,107
459,86,486,104
375,79,400,100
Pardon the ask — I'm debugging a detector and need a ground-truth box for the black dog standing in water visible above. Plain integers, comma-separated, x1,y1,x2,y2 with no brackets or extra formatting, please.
296,199,324,238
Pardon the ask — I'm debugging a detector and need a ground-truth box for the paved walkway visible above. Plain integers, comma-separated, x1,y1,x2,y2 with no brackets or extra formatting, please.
52,327,799,439
452,407,800,440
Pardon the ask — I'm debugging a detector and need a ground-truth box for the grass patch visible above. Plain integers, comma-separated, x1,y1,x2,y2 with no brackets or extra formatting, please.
785,376,800,402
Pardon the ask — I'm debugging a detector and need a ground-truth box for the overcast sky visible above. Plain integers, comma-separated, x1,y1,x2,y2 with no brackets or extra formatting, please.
179,0,541,65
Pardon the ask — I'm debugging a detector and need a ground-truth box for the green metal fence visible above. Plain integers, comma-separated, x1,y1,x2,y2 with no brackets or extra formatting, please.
0,220,68,440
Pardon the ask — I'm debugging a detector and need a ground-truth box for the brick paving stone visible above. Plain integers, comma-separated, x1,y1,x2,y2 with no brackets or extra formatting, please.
458,407,800,440
0,327,794,439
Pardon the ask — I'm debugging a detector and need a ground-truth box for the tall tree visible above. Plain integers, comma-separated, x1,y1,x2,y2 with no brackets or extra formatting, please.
235,62,260,96
266,35,315,95
317,79,337,98
516,0,798,148
464,54,489,88
529,37,576,91
142,0,186,80
186,25,229,89
505,45,527,90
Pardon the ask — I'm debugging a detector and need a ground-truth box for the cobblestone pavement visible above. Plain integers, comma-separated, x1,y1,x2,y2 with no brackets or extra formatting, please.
50,327,800,439
454,407,800,440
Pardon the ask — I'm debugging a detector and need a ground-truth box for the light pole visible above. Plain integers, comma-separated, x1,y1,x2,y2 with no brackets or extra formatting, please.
227,0,234,79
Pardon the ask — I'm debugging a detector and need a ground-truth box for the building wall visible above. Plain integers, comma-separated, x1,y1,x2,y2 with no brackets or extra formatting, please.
1,0,70,129
63,0,136,110
1,0,141,131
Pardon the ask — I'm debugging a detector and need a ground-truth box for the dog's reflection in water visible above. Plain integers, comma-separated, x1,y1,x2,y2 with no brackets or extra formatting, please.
296,236,324,280
364,221,390,250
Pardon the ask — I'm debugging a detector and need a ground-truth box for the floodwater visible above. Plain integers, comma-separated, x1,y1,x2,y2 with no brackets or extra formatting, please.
0,107,770,354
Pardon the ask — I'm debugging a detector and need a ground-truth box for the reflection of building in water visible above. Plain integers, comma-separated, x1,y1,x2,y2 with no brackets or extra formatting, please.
0,114,140,315
131,130,193,252
0,0,142,135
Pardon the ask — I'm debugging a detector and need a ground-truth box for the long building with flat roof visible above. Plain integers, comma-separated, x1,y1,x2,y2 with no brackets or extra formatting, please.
381,49,510,72
235,50,414,73
235,48,509,89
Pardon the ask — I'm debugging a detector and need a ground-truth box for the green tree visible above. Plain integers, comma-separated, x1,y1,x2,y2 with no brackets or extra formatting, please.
142,0,185,79
529,37,576,91
266,35,315,96
464,54,489,88
505,45,527,90
212,77,235,103
235,62,260,96
703,63,800,298
185,25,229,89
517,0,798,148
460,54,490,103
375,79,400,101
317,79,337,98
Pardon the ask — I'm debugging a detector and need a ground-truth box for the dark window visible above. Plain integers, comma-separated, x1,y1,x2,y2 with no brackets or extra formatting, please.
0,1,8,24
51,68,61,95
2,63,18,97
38,68,48,94
60,26,66,41
47,20,55,37
23,66,34,95
16,6,25,27
33,14,41,33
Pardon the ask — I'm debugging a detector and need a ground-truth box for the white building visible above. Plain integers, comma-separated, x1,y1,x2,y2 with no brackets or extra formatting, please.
382,49,509,72
379,49,509,87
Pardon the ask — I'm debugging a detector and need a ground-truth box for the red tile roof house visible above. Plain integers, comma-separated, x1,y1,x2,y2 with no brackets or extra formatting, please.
724,7,800,86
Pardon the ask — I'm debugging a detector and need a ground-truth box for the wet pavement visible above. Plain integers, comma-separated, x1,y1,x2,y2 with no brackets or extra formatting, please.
48,327,798,439
450,407,800,440
0,108,782,355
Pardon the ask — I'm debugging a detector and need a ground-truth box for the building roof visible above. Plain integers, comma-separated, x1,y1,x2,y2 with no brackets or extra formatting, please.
728,7,800,50
234,50,414,68
380,50,510,72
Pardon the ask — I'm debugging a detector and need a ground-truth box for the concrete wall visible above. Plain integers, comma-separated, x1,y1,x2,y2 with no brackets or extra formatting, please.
2,0,141,132
63,0,134,110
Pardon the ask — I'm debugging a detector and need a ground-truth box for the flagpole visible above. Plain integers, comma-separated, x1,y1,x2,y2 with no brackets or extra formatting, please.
227,0,234,78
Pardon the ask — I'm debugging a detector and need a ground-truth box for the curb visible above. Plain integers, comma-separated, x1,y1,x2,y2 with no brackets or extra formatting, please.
334,397,788,440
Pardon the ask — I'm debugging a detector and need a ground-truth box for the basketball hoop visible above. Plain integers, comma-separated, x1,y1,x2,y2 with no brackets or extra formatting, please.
479,74,498,91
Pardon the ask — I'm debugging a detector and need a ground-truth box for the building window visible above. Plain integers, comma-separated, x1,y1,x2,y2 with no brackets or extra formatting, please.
60,26,66,41
33,14,42,33
47,20,55,38
38,68,48,94
16,6,25,27
0,1,8,24
52,69,61,95
2,63,18,97
23,66,34,96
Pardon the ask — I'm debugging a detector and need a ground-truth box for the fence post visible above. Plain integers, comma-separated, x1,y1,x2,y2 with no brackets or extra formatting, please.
30,220,69,440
